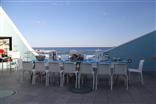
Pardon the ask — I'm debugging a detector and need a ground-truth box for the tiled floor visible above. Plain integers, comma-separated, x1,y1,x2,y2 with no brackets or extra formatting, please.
0,71,156,104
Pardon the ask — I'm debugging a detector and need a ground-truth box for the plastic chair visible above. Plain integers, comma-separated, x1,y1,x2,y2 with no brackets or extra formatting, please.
48,62,63,87
112,63,128,90
96,63,112,90
62,62,78,88
32,61,49,86
22,61,33,81
128,60,144,85
78,62,95,90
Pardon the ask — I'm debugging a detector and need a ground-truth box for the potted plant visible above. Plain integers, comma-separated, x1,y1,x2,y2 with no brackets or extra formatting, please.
35,55,45,61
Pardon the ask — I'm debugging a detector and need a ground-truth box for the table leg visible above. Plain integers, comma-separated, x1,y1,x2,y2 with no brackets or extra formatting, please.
2,60,3,72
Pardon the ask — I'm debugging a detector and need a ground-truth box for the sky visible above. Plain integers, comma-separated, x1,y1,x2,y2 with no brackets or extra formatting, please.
0,0,156,47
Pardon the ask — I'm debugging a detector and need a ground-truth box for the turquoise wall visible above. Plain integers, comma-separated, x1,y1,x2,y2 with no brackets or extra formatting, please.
107,31,156,71
154,33,156,69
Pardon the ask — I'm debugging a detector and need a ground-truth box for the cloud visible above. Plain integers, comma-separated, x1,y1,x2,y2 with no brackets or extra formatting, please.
35,20,46,25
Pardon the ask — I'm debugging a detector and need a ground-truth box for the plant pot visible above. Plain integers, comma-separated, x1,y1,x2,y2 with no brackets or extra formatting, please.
35,55,45,61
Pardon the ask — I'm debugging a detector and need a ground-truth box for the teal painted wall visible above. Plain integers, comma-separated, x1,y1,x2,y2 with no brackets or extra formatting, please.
108,31,156,71
154,33,156,70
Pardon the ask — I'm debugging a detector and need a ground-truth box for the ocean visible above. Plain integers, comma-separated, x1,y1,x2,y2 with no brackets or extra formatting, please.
33,47,112,55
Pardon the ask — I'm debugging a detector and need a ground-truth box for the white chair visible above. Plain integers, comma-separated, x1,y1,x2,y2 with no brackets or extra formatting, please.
1,57,11,71
62,62,78,88
96,63,112,90
32,61,49,86
128,60,144,85
22,61,33,81
48,62,63,87
78,62,95,90
16,58,23,70
113,63,128,90
11,58,23,72
8,51,21,71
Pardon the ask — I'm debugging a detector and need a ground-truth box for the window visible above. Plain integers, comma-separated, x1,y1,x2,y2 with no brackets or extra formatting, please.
0,37,12,55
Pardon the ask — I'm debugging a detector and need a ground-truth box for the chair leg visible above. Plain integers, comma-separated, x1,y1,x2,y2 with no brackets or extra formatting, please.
126,75,128,90
82,75,84,85
62,73,65,87
128,71,131,84
32,70,36,85
75,73,78,88
78,74,81,89
40,72,43,83
93,73,95,90
45,71,49,86
140,72,144,85
22,71,25,82
60,72,63,87
95,74,98,90
67,74,69,84
111,75,113,90
51,73,54,83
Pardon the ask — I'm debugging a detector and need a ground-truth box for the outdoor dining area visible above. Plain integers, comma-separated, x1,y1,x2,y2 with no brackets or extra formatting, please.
0,48,146,92
21,54,145,92
1,51,155,104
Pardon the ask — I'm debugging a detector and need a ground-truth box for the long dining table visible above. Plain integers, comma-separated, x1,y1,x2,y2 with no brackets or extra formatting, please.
33,58,128,67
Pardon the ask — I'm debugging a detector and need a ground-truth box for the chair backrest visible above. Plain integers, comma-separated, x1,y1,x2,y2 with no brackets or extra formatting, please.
97,63,111,75
17,58,23,70
113,63,127,75
63,62,76,73
79,63,93,74
35,61,45,71
59,61,64,67
22,61,33,70
92,62,97,68
138,60,144,71
48,62,61,72
8,51,21,59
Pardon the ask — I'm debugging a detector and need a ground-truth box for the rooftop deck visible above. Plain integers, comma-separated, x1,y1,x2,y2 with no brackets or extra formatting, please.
0,71,156,104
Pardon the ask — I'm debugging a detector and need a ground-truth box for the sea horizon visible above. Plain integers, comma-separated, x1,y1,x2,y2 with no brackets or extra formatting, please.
33,46,113,48
33,47,112,51
33,47,112,55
